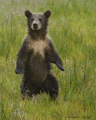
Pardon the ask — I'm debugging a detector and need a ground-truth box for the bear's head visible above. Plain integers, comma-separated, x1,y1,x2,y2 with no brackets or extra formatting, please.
25,10,51,32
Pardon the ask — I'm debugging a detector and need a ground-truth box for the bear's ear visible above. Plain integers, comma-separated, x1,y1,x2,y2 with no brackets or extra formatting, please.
44,10,51,18
25,10,32,18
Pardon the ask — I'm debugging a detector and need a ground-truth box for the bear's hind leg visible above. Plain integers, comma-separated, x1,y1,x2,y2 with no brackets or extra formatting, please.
41,73,59,100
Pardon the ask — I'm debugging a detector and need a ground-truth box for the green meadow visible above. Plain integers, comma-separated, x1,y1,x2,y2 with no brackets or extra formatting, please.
0,0,96,119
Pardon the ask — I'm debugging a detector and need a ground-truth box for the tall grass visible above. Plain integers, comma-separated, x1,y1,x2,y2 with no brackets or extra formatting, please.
0,0,96,119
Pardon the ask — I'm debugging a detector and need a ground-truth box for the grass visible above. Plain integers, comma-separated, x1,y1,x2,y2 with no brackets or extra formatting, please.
0,0,96,119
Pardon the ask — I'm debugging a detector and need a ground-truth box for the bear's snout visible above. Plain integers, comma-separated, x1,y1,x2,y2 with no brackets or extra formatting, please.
31,22,41,30
31,19,42,30
33,23,38,29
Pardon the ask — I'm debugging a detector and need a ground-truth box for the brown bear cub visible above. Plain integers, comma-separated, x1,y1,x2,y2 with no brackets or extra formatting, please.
15,10,64,100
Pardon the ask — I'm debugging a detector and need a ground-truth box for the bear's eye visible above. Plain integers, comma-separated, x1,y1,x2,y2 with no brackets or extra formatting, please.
39,18,42,21
31,18,34,21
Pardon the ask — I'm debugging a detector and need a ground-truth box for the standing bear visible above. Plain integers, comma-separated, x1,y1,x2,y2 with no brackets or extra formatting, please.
15,10,64,100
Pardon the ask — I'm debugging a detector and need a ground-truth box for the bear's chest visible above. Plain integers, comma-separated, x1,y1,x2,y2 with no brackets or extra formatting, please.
28,40,47,57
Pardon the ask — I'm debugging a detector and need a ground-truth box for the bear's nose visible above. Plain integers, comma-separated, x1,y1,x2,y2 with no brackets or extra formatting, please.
33,23,38,28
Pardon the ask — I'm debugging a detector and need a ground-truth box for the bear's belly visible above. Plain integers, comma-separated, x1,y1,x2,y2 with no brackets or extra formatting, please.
25,53,49,86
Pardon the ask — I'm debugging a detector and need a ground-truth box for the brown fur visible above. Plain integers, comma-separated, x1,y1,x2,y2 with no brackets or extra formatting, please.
15,10,64,100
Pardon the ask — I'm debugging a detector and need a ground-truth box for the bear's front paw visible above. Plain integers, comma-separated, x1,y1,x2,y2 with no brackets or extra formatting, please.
56,62,64,71
15,68,24,74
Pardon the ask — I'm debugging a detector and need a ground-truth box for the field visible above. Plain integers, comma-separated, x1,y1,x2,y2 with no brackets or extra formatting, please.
0,0,96,119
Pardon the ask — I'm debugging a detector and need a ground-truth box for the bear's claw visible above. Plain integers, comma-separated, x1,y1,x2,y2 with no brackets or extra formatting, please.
15,68,24,74
56,62,64,71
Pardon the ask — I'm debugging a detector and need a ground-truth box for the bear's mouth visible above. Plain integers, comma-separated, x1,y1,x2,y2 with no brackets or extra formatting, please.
31,25,41,31
33,27,38,30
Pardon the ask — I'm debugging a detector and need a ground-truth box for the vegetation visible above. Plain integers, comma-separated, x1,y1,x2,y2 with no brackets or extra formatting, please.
0,0,96,119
